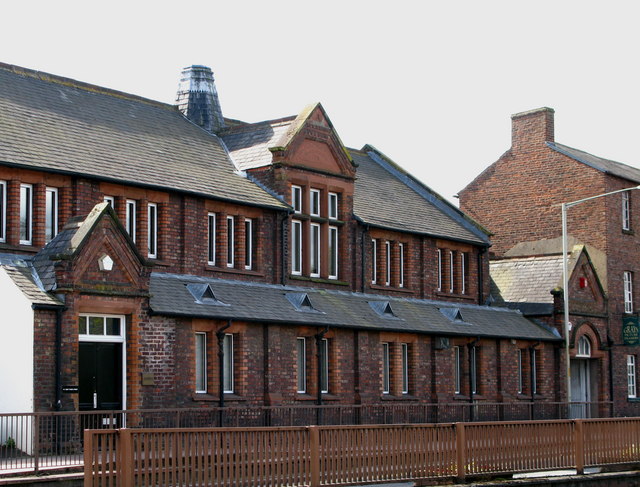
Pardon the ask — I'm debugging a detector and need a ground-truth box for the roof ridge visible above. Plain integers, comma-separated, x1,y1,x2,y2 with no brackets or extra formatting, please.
0,62,175,111
221,115,296,134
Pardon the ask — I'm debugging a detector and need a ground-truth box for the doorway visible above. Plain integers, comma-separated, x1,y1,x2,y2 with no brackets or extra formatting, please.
570,359,591,418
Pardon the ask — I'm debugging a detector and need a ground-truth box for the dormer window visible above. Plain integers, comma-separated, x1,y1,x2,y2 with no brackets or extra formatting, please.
369,300,397,318
440,307,464,323
286,292,322,313
186,283,227,306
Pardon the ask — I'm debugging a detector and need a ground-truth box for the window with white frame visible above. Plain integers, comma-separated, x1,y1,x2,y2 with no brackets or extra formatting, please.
310,189,320,217
624,271,634,313
244,218,252,270
19,183,32,245
195,333,207,393
328,226,338,279
371,239,377,284
623,191,631,231
328,192,338,220
45,187,58,243
320,338,329,394
470,346,478,394
399,243,404,288
401,343,409,394
576,335,591,358
147,203,158,258
382,343,390,394
291,185,302,214
385,241,391,286
449,251,454,293
78,314,124,340
437,249,442,292
103,195,115,208
530,349,537,395
310,223,320,277
628,355,637,399
208,213,216,265
0,180,5,242
517,349,523,394
454,346,461,394
223,333,234,393
126,199,136,242
297,337,307,393
291,220,302,275
461,252,469,295
226,216,234,268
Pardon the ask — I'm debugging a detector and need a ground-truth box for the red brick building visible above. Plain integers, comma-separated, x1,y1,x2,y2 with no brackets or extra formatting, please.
0,64,562,421
460,107,640,416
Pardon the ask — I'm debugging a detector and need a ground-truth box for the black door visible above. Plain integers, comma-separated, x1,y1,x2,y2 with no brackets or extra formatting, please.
79,342,123,411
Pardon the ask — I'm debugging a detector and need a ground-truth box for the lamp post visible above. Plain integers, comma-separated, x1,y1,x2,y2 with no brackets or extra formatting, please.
561,185,640,415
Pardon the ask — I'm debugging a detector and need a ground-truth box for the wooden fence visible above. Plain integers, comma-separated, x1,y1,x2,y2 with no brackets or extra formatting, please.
84,417,640,487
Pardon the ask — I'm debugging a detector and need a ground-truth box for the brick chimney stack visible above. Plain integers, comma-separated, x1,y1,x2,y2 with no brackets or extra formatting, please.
176,65,226,134
511,107,554,153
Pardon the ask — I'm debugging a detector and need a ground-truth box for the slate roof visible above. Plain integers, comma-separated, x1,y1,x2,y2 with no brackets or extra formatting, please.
351,147,490,245
150,273,560,341
0,63,286,210
548,142,640,184
0,254,62,306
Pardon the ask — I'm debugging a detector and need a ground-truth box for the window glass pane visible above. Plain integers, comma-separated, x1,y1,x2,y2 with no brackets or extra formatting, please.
320,338,329,393
245,219,252,269
106,318,121,336
78,316,87,335
45,188,57,243
310,224,320,276
89,316,104,335
329,227,338,279
382,343,389,393
292,220,302,274
208,214,216,264
328,193,338,220
148,203,157,258
371,239,377,284
310,189,320,216
297,338,306,393
20,185,32,243
223,334,234,393
227,217,234,267
292,186,302,213
454,346,461,393
195,333,206,393
402,344,409,394
0,181,5,241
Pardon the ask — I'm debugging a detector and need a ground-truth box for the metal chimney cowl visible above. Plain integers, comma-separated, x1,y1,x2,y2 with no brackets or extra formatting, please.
175,65,226,134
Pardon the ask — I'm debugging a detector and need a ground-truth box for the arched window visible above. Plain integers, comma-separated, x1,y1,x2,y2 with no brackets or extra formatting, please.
576,335,591,358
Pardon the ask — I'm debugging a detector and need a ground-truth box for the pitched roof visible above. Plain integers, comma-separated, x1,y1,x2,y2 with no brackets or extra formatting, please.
150,273,559,341
548,142,640,184
0,63,286,210
0,254,62,306
351,147,490,245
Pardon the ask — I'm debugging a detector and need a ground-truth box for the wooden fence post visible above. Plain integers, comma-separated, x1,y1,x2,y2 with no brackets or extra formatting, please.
119,429,133,487
309,426,320,487
83,429,94,487
456,422,466,482
574,420,584,474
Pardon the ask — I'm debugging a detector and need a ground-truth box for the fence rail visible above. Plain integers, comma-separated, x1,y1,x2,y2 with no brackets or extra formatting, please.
0,401,612,477
84,418,640,487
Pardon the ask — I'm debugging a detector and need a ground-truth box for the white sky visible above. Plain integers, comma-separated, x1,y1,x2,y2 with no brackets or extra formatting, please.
3,1,639,204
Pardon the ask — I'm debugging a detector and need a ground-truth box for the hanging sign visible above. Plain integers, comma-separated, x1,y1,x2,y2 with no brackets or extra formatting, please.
623,316,640,346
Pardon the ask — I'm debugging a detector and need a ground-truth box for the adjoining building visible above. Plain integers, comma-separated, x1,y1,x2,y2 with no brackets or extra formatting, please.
0,64,562,422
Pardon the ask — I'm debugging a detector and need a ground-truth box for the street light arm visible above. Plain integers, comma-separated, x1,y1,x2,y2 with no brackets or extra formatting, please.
565,185,640,209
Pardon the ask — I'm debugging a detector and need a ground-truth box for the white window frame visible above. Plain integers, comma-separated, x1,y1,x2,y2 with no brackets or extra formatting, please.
371,239,377,285
103,195,115,207
398,243,404,288
385,241,391,286
310,189,321,217
437,249,442,292
328,226,338,280
382,343,390,394
401,343,409,395
517,349,523,394
531,349,537,395
126,199,136,243
226,216,234,268
628,355,637,399
19,183,33,245
320,338,329,394
449,250,454,293
45,187,58,243
297,337,307,394
0,180,5,243
454,346,461,394
328,192,338,220
461,252,467,295
195,332,207,393
624,271,634,313
623,191,631,231
208,213,216,265
470,346,478,395
576,335,591,358
310,223,320,277
244,218,253,270
291,220,302,275
292,185,302,214
147,202,158,259
223,333,234,394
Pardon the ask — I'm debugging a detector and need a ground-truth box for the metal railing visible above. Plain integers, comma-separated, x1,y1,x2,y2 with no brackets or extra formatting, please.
0,401,612,477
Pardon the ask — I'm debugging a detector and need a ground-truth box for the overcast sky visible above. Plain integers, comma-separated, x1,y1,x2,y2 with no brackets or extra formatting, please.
3,1,639,204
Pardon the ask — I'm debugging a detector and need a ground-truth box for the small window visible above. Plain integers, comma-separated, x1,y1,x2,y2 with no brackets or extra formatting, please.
517,349,523,394
624,271,634,313
398,243,404,288
195,333,207,393
103,195,115,208
371,239,377,284
628,355,637,399
126,200,136,243
297,337,307,393
147,203,158,259
328,226,338,279
576,335,591,358
401,343,409,394
208,213,216,265
623,192,631,231
461,252,469,295
470,346,478,394
291,185,302,214
328,192,338,220
19,183,32,245
320,338,329,394
310,189,320,217
223,334,234,393
531,349,537,395
226,216,234,268
449,251,454,293
437,249,442,292
291,220,302,275
45,187,58,243
0,180,5,242
244,218,253,270
310,223,320,277
454,346,461,394
382,343,390,394
78,314,124,341
385,241,391,286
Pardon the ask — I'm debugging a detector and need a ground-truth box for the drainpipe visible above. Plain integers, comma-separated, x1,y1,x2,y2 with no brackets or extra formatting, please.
281,212,291,285
32,304,65,411
467,338,479,421
216,320,232,411
360,222,369,293
607,333,615,417
315,325,330,425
